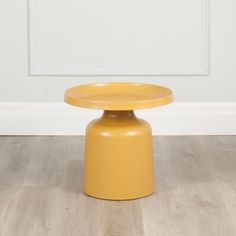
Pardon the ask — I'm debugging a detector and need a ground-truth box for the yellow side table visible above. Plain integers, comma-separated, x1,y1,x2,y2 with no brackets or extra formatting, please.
64,82,173,200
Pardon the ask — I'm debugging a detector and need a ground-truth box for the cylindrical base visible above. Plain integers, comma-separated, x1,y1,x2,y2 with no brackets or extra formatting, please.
84,110,154,200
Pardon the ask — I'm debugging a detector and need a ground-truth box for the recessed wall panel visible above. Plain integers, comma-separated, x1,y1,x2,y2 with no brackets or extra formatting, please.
29,0,209,76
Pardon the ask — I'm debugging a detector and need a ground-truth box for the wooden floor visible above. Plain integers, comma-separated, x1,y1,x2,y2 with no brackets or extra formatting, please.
0,136,236,236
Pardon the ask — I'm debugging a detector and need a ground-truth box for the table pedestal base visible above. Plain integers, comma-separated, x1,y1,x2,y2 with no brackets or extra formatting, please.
84,110,154,200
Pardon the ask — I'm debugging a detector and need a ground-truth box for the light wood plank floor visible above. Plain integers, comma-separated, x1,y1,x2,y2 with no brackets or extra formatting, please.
0,136,236,236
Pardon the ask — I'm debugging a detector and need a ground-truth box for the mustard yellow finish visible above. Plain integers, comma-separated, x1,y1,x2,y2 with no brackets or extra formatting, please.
65,82,173,110
64,82,173,200
84,111,154,200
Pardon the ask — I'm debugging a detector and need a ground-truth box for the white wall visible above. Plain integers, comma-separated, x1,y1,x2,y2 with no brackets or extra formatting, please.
0,0,236,103
29,0,209,76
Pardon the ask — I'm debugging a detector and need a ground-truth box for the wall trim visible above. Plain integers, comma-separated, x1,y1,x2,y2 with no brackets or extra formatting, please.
28,0,210,76
0,102,236,135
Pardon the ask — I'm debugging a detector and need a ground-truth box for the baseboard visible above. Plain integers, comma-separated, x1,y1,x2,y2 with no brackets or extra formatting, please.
0,103,236,135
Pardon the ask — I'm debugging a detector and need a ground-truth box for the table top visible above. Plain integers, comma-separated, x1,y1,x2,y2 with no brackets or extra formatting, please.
64,82,173,110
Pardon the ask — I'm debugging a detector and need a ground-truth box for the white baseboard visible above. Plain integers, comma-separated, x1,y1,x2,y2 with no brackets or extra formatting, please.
0,103,236,135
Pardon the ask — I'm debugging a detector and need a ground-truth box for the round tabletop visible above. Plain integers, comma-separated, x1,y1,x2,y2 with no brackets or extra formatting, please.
64,82,173,110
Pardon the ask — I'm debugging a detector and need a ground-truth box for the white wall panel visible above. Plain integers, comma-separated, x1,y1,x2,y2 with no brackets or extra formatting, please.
29,0,209,76
1,0,236,103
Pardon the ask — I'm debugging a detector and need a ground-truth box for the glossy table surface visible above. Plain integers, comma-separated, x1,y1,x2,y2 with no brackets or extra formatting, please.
64,82,173,110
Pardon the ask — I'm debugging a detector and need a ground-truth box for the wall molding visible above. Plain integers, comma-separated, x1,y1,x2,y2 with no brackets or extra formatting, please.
28,0,210,76
0,102,236,135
